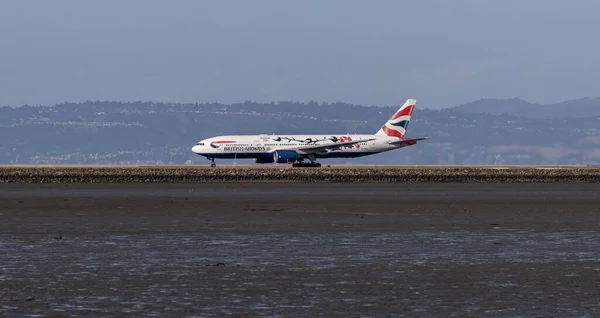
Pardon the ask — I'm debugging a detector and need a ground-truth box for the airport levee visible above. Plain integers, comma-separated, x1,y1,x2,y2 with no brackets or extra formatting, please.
1,164,600,183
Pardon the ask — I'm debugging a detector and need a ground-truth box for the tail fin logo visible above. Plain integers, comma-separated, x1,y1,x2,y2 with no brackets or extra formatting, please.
376,99,416,139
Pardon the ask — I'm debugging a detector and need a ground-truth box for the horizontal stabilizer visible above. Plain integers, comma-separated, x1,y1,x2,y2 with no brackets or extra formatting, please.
388,137,430,147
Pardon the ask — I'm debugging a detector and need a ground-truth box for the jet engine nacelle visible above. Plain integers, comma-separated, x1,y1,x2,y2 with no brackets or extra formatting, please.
273,150,299,163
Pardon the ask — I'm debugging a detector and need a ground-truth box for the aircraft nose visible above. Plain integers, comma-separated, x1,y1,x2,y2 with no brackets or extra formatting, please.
191,145,202,153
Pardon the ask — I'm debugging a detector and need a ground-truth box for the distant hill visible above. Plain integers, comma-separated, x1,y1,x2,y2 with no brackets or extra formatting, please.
451,97,600,118
1,100,600,165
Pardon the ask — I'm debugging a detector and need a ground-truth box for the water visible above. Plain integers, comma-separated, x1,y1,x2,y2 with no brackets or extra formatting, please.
2,230,599,316
2,182,599,316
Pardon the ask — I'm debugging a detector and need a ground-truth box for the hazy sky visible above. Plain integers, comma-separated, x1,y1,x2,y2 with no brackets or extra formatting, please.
1,0,599,108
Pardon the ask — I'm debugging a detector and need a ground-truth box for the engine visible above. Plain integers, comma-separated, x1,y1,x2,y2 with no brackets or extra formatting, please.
272,150,299,163
254,154,275,164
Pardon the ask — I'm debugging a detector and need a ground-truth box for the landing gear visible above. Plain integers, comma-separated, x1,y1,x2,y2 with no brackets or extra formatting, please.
208,157,216,167
292,162,321,167
292,154,322,167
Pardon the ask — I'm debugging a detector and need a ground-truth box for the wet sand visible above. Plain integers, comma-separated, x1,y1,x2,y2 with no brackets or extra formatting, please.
1,183,600,316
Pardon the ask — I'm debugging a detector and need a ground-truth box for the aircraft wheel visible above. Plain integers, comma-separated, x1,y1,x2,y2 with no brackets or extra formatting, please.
292,162,321,168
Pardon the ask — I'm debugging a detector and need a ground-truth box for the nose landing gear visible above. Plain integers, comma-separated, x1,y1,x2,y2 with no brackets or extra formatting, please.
208,157,216,167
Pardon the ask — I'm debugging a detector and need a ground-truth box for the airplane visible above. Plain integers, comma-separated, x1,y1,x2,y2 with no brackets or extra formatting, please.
191,98,429,167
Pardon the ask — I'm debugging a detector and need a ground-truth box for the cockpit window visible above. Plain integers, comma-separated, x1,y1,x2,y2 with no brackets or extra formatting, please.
197,142,204,146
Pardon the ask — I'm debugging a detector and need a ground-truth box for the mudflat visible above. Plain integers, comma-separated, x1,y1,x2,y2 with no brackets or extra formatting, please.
1,183,599,316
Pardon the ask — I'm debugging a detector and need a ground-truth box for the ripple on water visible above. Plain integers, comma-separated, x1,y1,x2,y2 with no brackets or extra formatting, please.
1,230,599,315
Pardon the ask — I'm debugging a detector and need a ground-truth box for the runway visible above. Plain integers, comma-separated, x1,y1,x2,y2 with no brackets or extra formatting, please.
1,182,599,316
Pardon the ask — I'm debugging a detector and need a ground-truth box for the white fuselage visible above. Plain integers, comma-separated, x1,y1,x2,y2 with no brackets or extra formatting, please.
191,133,403,161
191,98,427,165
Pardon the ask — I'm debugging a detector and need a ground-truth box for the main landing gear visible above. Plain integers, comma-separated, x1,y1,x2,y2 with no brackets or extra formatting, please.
292,162,321,168
292,154,322,168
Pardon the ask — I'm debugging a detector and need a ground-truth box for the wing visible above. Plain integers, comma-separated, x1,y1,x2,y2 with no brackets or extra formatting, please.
388,137,430,147
295,138,376,153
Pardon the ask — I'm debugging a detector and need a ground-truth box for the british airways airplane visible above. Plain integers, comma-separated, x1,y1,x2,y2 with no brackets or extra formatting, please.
191,99,429,167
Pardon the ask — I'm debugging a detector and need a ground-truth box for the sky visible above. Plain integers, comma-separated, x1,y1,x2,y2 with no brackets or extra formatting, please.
1,0,599,109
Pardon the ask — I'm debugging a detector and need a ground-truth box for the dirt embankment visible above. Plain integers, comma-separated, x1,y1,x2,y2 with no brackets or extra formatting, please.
1,165,600,183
